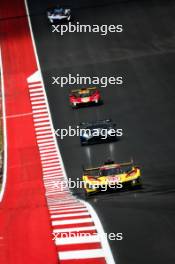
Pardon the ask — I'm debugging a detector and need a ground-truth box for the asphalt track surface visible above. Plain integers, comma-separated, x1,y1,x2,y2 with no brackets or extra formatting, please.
27,0,175,263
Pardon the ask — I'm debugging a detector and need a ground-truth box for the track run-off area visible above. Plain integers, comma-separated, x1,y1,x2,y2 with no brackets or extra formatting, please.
0,0,113,263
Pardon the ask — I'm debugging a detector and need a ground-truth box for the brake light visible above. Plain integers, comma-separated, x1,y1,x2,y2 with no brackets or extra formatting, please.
92,91,99,97
88,176,99,181
126,169,137,178
70,95,79,102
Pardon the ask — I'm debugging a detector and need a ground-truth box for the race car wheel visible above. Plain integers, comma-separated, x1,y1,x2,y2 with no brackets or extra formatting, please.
72,102,77,109
131,178,142,188
48,18,53,24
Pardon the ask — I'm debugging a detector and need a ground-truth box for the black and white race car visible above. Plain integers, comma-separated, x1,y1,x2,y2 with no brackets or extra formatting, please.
79,119,123,146
47,6,71,23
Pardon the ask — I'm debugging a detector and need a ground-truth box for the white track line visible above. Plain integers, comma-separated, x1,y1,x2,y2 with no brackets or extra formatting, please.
53,226,96,233
59,249,105,260
51,212,89,218
51,208,87,214
55,235,100,245
0,49,8,203
52,218,93,226
30,92,44,97
29,88,43,92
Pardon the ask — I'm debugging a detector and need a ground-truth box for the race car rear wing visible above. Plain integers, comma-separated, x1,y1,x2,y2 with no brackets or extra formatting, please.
80,119,111,127
83,167,100,172
83,159,134,173
71,87,97,93
116,159,134,167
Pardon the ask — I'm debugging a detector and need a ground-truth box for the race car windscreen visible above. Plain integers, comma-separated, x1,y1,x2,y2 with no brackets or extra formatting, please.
100,167,122,176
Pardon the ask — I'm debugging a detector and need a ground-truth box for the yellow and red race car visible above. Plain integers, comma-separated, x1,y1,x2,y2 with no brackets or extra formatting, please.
69,87,102,108
82,160,141,196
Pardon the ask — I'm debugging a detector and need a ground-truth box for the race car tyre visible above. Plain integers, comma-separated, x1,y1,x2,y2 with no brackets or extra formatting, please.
131,178,142,188
71,103,77,109
48,18,53,24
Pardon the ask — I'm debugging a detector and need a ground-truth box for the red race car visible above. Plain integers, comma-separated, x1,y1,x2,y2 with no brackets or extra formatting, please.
69,87,102,108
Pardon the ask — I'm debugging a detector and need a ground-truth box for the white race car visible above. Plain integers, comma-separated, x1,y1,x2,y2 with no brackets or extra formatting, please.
47,6,71,23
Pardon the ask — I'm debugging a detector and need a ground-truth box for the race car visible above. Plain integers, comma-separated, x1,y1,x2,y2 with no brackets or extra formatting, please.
82,159,141,196
79,119,122,145
69,87,102,108
47,6,71,23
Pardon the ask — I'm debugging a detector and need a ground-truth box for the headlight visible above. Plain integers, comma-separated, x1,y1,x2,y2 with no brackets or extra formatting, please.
88,184,97,189
82,133,90,139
